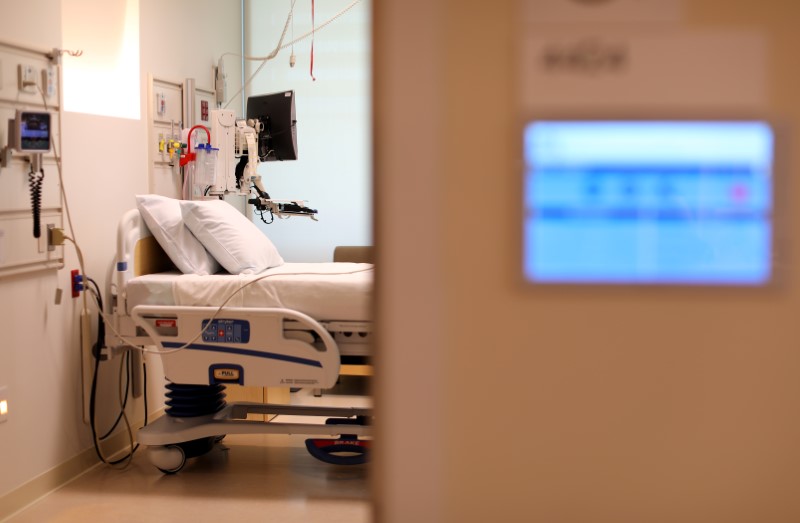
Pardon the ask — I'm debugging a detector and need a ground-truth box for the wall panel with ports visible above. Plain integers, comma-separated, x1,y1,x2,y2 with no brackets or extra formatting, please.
148,75,184,199
147,75,237,204
0,41,63,278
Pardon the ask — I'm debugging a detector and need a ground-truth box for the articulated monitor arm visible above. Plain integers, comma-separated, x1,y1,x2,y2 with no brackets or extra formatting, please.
230,117,318,222
234,119,259,191
250,175,318,222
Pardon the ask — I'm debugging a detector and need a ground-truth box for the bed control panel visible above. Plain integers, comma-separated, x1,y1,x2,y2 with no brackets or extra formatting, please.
201,319,251,344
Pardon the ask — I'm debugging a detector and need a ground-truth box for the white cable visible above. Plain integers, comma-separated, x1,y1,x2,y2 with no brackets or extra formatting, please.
222,0,296,109
221,0,361,109
225,0,360,62
37,84,77,247
290,0,296,67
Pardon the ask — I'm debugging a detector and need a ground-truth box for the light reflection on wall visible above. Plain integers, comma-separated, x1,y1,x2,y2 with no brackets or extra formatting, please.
61,0,140,120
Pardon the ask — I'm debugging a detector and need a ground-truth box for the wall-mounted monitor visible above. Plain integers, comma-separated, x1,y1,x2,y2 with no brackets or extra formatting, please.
246,90,297,162
522,119,775,285
13,110,51,152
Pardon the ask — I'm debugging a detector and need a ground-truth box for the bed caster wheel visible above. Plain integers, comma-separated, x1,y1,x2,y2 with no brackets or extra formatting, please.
149,445,186,474
305,436,370,465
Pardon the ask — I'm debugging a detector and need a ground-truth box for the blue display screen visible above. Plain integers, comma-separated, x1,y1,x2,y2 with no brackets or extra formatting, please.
523,120,774,285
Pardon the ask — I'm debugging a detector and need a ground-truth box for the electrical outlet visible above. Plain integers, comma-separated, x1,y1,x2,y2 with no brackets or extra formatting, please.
38,224,55,253
0,385,8,423
18,64,37,93
155,91,166,116
46,223,56,252
71,269,82,298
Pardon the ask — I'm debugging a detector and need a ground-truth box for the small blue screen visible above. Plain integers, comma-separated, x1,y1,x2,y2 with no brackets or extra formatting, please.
523,120,774,285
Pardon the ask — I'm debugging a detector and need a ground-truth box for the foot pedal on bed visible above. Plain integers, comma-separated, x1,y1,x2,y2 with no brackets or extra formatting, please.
305,417,371,465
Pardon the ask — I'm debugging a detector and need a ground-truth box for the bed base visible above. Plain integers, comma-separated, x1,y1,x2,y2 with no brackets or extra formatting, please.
142,401,372,472
128,304,372,470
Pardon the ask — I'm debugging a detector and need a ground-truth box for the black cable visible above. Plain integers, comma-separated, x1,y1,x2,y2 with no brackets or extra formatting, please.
235,154,248,189
87,277,113,464
94,272,148,463
251,181,270,200
108,361,147,466
86,278,106,360
99,351,130,441
143,362,148,427
86,277,146,465
88,293,107,464
256,207,274,224
86,277,103,313
28,167,44,238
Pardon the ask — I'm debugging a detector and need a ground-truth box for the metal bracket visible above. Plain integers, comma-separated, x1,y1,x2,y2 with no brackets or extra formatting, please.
0,146,12,170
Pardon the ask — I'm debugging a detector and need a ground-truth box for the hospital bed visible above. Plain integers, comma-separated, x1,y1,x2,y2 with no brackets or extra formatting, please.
105,207,373,473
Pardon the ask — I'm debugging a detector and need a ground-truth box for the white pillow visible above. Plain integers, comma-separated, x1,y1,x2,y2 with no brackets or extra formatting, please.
135,195,220,275
180,199,284,274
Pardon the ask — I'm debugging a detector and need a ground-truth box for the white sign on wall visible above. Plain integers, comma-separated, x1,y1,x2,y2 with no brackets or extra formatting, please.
518,0,767,112
519,29,768,112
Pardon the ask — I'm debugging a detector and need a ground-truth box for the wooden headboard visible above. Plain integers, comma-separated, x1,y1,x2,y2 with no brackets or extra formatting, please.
333,246,374,264
133,235,174,276
116,208,175,280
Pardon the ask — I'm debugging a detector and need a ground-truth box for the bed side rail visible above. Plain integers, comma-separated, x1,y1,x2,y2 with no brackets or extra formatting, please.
113,209,150,312
131,305,342,389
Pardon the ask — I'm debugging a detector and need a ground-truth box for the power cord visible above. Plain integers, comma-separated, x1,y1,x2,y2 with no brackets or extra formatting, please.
35,72,149,468
87,277,149,468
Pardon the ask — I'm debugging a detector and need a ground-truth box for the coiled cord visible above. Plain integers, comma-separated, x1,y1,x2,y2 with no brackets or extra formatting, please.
28,166,44,238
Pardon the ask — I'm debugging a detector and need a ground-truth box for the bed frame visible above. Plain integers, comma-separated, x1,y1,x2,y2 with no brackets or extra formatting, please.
105,209,372,472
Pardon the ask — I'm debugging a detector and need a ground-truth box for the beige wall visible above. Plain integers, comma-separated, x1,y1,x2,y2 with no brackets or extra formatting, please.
375,1,800,521
373,0,446,520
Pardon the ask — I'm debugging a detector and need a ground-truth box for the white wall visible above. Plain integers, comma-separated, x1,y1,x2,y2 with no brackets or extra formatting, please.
244,0,371,262
0,0,241,507
0,0,76,501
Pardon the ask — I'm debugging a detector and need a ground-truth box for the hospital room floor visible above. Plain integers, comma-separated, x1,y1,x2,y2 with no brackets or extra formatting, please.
5,377,372,523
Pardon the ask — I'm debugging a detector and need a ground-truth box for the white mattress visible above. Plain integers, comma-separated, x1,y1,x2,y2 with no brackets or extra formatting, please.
126,262,373,322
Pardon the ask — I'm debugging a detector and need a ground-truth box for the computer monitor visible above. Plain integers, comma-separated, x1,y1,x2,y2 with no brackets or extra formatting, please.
246,90,298,161
13,110,51,152
522,119,775,285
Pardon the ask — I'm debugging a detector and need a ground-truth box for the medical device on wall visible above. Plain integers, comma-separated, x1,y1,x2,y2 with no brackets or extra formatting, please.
522,119,775,285
0,41,65,278
12,111,52,153
247,90,298,162
6,110,52,238
204,90,317,222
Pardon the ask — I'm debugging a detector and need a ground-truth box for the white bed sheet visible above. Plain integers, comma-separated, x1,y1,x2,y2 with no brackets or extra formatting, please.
126,262,373,322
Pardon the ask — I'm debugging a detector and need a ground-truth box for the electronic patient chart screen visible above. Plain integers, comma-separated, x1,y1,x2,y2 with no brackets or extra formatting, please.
523,120,774,285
